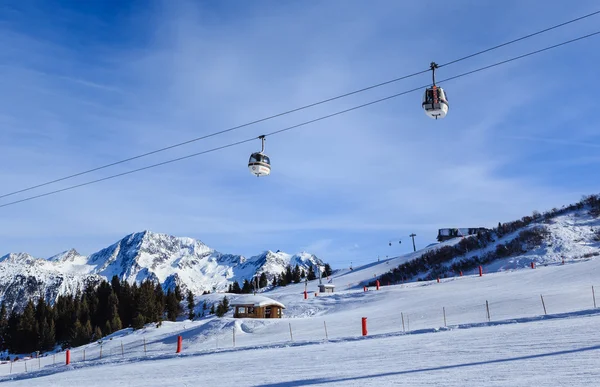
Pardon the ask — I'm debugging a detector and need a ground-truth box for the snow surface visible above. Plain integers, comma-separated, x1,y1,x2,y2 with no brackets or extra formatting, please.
2,244,600,386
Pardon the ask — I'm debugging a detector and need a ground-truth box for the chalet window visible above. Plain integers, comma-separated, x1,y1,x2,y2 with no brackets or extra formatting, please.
238,307,246,314
248,307,255,314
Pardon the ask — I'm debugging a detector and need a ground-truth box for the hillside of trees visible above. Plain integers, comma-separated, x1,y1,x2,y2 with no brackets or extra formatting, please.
0,261,335,356
0,276,197,357
371,194,600,286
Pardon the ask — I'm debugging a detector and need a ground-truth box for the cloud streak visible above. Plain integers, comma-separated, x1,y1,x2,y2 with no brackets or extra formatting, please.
0,0,598,266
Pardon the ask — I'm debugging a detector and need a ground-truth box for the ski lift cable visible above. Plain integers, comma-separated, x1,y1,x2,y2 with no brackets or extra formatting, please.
1,29,599,209
1,10,599,199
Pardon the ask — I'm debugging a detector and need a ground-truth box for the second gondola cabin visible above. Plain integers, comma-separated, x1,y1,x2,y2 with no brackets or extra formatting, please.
248,135,271,177
422,86,449,119
248,153,271,176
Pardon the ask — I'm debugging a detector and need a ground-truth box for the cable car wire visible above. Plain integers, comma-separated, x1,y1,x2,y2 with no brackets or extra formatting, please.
1,9,599,200
1,29,599,210
438,9,600,68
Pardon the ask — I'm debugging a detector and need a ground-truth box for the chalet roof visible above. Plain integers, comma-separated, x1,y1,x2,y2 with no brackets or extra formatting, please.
230,295,285,309
320,284,335,288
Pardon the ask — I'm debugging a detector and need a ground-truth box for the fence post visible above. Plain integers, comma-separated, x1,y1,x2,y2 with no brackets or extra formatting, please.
443,307,447,327
121,341,124,357
485,300,491,322
376,280,380,290
407,314,410,332
216,336,219,349
9,360,12,374
593,286,597,309
66,350,70,365
24,361,27,373
83,349,86,362
144,337,147,355
401,312,405,332
99,345,102,359
361,317,368,336
53,354,56,365
540,295,547,315
479,266,483,277
176,335,182,353
38,357,41,369
289,323,294,342
531,262,535,269
304,290,307,300
233,327,236,348
324,321,329,340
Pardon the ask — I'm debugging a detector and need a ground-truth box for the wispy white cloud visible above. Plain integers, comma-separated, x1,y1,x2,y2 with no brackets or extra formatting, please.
0,0,598,265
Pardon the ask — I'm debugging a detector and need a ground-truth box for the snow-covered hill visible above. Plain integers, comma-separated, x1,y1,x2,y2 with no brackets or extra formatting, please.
3,240,600,386
0,231,324,310
369,208,600,286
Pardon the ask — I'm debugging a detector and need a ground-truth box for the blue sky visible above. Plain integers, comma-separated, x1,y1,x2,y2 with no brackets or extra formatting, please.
1,0,599,268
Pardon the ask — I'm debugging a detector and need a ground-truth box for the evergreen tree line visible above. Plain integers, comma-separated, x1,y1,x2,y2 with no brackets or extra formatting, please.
0,276,190,356
226,263,333,293
371,194,600,286
269,263,333,288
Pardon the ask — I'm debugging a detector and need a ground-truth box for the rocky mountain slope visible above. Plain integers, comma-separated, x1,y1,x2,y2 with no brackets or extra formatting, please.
0,231,324,310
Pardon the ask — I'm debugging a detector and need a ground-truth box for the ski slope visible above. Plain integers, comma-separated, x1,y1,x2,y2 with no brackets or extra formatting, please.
2,246,600,386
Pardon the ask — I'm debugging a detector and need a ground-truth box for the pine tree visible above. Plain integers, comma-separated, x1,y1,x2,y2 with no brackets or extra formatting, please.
307,265,316,281
119,280,134,328
39,318,55,351
242,279,252,294
232,281,242,294
259,273,268,288
186,290,195,320
154,283,165,324
93,326,103,341
111,315,123,332
323,263,333,277
111,275,121,298
174,285,183,302
272,276,278,287
277,273,287,287
215,296,229,317
0,301,7,344
166,290,179,321
300,269,306,279
104,320,113,337
6,310,20,354
285,265,293,284
209,304,215,315
18,300,37,353
132,313,146,330
292,265,301,283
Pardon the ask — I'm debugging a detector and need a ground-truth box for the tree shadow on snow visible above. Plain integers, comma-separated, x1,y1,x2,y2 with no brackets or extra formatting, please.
254,344,600,386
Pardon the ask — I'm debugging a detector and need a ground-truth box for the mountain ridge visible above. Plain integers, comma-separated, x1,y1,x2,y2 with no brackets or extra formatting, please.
0,230,325,310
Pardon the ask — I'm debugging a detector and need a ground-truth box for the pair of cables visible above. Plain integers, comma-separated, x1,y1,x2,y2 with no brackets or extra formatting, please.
1,11,599,209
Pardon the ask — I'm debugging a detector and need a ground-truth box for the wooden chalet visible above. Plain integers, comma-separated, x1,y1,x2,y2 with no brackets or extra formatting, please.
231,295,285,319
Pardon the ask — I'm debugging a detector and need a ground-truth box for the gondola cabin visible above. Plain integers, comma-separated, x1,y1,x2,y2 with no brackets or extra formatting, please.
422,85,449,119
248,153,271,176
232,295,285,319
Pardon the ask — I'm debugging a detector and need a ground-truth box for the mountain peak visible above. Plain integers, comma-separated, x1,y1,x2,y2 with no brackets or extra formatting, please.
47,248,83,262
0,231,326,310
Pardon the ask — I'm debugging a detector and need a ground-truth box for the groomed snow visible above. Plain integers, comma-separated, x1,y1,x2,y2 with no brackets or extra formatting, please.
1,249,600,385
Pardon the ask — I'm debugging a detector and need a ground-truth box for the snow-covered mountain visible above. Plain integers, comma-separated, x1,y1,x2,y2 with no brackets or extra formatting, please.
0,231,324,310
